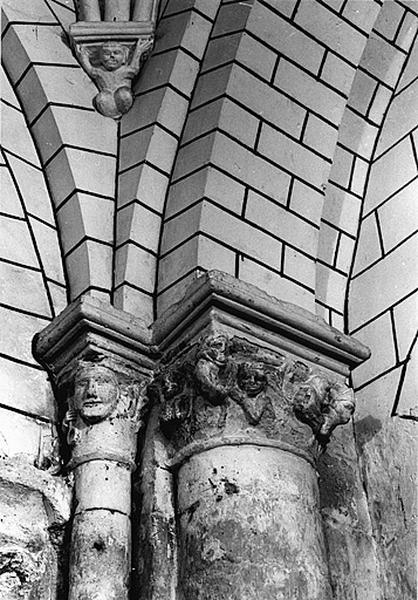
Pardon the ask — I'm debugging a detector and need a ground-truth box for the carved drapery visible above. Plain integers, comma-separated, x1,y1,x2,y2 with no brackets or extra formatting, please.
69,0,159,118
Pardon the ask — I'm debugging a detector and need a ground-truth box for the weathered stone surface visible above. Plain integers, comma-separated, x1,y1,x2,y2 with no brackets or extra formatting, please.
177,445,331,600
0,456,72,600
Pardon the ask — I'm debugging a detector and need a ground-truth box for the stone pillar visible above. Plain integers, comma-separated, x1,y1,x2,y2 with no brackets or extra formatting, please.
33,296,154,600
147,271,370,600
79,0,101,21
104,0,130,22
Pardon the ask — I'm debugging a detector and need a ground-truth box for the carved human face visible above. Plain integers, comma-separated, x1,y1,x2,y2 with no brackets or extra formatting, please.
100,43,126,70
206,335,228,365
73,365,119,424
238,363,267,397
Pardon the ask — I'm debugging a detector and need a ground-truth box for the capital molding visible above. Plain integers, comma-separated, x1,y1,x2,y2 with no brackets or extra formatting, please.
153,270,370,377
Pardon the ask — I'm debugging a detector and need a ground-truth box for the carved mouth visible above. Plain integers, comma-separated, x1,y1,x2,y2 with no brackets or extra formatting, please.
83,400,102,408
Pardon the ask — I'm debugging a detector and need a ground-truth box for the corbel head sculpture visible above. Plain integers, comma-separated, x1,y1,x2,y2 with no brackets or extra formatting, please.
99,41,129,71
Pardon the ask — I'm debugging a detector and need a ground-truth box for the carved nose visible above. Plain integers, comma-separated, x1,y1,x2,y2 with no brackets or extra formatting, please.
86,380,98,396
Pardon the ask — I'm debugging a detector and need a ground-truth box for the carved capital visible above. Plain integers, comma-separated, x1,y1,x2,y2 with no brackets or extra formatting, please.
33,296,155,471
61,358,149,469
153,334,355,465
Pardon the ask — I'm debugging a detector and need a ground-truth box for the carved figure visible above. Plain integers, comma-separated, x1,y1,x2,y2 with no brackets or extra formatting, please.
75,38,153,118
71,363,120,425
158,369,192,433
230,361,271,425
195,334,232,404
293,373,355,442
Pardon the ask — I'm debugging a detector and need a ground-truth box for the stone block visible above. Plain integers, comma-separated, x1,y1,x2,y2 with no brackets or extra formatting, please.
161,201,202,255
2,102,40,167
397,34,418,93
165,166,245,219
266,0,298,18
2,0,56,26
118,163,169,214
157,268,202,315
0,166,23,218
364,137,416,214
275,59,346,125
393,291,418,361
349,235,418,330
368,83,392,124
113,285,154,324
167,50,200,98
173,131,290,204
396,343,417,417
283,246,316,290
0,216,38,268
158,236,200,292
342,0,381,34
31,105,117,164
335,234,356,274
5,154,55,225
247,2,325,75
378,178,418,252
339,109,378,160
322,184,361,236
236,32,277,82
163,0,219,20
239,256,314,311
0,261,51,317
295,0,367,65
157,10,212,60
303,113,339,159
258,123,330,190
65,240,113,299
116,202,161,252
245,190,318,255
317,222,338,266
361,34,406,88
351,213,382,277
352,311,397,390
17,65,95,124
0,406,53,460
191,64,232,109
229,65,306,137
48,281,68,315
290,179,324,226
374,0,405,40
0,305,48,365
0,356,55,420
46,147,116,209
183,98,259,148
376,79,418,156
2,23,73,84
29,217,66,284
122,87,188,138
120,124,178,174
201,33,241,73
396,9,418,50
57,192,114,252
347,69,377,116
200,201,283,269
329,145,354,189
114,243,156,293
350,156,368,197
1,68,20,108
212,1,251,37
316,263,346,312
